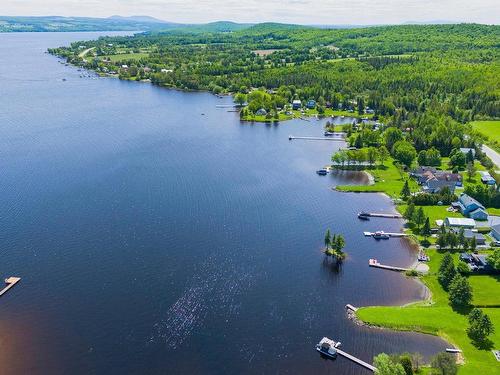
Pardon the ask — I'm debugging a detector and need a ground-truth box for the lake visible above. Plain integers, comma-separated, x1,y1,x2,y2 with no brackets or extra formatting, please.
0,32,447,374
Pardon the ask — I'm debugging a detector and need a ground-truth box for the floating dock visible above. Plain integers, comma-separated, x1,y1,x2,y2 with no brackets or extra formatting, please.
345,304,358,312
289,136,345,141
369,259,409,272
363,231,407,237
0,277,21,297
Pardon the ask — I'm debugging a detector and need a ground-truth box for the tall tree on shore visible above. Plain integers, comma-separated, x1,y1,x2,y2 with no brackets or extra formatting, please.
401,180,411,200
422,217,431,237
438,253,456,290
378,146,389,166
414,207,425,229
467,308,495,344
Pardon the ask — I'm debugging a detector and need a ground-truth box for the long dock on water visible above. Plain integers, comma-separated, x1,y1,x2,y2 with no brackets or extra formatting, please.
289,136,344,141
362,212,402,219
0,277,21,297
369,259,409,272
363,231,407,237
336,347,377,372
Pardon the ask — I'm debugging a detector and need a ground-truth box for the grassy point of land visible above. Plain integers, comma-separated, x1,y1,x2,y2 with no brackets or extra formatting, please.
357,249,500,374
241,108,373,123
335,158,416,198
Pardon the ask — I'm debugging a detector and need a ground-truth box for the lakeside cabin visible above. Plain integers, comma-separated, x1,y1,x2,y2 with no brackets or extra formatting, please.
292,100,302,110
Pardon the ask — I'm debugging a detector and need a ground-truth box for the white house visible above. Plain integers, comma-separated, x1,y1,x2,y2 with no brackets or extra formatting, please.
444,217,476,229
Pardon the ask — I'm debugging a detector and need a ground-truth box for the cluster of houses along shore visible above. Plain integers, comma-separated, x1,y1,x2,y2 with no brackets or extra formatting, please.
410,161,500,272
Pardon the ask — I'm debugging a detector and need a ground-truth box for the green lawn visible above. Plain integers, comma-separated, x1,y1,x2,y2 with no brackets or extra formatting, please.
470,275,500,307
336,159,417,198
357,249,500,374
397,205,462,226
470,121,500,144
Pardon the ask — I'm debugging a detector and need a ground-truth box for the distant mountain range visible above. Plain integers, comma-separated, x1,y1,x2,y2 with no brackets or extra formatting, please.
0,15,463,33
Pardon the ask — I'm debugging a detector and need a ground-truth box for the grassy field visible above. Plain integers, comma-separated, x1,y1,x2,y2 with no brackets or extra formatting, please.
357,249,500,374
105,52,150,62
397,205,462,226
336,159,417,198
471,121,500,144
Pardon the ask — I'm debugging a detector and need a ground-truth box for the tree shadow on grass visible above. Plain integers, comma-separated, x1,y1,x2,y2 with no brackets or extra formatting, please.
470,337,495,351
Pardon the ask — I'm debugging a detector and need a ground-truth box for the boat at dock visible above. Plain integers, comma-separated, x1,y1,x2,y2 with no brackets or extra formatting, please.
316,169,328,175
324,131,334,136
316,337,339,359
372,231,390,239
357,212,370,220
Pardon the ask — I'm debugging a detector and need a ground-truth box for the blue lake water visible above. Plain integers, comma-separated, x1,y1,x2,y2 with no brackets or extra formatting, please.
0,32,448,374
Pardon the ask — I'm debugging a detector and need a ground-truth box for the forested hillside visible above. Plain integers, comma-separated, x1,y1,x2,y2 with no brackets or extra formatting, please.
50,23,500,123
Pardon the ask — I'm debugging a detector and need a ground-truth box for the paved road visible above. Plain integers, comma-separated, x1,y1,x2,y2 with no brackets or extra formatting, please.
482,144,500,171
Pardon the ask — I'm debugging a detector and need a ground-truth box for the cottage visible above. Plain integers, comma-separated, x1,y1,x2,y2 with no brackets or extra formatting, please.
491,224,500,242
255,108,268,116
455,193,487,218
411,167,437,184
423,178,457,194
444,217,476,229
292,100,302,110
306,100,316,109
479,171,496,185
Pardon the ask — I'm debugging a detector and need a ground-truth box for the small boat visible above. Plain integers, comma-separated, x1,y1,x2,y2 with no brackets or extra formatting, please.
324,131,334,137
316,337,337,359
357,212,370,220
373,231,390,239
316,169,328,176
418,252,430,262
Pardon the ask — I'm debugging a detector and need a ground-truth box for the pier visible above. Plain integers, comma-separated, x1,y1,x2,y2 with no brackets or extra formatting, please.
289,136,345,141
336,347,377,372
361,212,402,219
0,277,21,297
345,304,358,312
363,231,407,237
369,259,409,272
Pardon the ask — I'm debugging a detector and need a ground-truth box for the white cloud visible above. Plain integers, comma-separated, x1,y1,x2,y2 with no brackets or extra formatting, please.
1,0,498,24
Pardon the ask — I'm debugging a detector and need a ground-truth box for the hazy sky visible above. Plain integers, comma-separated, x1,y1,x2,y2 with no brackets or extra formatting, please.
2,0,499,25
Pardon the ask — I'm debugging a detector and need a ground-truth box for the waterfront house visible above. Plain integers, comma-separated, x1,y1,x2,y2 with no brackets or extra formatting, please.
255,108,267,116
411,166,437,184
306,100,316,109
454,193,487,219
292,100,302,110
423,178,457,194
444,217,476,229
491,224,500,241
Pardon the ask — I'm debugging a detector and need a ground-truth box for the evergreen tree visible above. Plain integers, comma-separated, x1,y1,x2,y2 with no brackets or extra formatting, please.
414,207,425,229
438,253,456,290
448,274,473,307
401,180,411,200
404,203,415,221
467,308,495,344
324,229,331,250
422,217,431,237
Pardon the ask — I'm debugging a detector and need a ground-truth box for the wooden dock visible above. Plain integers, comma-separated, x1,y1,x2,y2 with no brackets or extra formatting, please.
364,212,402,219
289,136,344,141
363,231,407,237
0,277,21,297
345,304,358,312
336,347,377,372
369,259,409,272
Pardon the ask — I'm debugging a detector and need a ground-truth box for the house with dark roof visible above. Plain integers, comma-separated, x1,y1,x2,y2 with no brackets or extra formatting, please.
452,228,486,245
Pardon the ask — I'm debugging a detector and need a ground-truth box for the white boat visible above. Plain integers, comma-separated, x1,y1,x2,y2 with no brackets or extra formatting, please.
316,337,338,358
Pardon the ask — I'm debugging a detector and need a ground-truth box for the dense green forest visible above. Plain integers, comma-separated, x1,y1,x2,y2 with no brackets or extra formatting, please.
50,23,500,124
